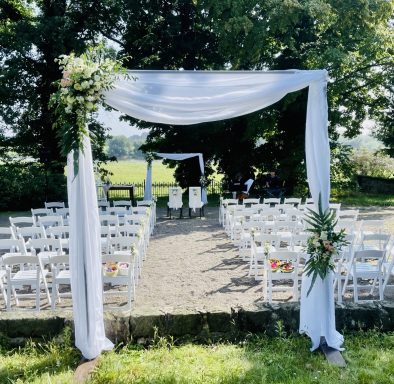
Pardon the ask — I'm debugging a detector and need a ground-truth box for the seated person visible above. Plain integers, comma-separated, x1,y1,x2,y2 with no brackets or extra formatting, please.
265,170,284,198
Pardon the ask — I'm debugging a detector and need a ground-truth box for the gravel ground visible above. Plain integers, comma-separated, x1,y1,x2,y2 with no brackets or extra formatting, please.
0,206,393,312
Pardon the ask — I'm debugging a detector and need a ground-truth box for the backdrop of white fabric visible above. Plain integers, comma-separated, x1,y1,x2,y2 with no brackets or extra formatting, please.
68,70,341,359
143,153,208,204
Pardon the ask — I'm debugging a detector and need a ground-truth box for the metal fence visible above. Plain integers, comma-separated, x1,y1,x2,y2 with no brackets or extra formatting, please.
97,180,224,200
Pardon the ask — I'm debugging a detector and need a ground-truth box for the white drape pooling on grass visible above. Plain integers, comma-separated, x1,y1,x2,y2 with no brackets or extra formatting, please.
143,152,207,204
67,137,114,359
68,69,341,359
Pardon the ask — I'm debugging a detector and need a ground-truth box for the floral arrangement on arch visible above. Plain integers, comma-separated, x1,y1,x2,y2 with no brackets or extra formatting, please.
49,46,128,174
303,194,348,296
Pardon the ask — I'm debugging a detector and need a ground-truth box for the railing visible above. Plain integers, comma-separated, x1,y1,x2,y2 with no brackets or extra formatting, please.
97,180,224,200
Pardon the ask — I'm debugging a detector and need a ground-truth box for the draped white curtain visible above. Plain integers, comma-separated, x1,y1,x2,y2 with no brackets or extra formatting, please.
67,137,114,359
143,153,207,203
68,69,341,359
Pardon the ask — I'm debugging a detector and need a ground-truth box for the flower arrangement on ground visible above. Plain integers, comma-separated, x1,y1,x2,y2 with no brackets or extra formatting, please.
303,195,348,295
49,46,128,174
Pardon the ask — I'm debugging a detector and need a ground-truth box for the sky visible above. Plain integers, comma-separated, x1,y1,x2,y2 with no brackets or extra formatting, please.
97,107,148,136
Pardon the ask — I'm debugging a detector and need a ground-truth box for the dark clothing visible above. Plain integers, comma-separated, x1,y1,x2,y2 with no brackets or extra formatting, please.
265,174,282,189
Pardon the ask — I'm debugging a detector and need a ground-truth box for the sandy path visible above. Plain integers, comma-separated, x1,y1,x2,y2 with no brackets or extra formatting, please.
131,207,262,314
131,206,394,314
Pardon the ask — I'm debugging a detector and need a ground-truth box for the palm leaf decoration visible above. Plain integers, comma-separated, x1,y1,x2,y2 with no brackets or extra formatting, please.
304,193,348,296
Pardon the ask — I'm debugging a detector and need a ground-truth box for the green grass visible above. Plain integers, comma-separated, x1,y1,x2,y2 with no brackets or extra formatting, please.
1,329,394,383
102,159,224,184
331,189,394,206
102,160,177,184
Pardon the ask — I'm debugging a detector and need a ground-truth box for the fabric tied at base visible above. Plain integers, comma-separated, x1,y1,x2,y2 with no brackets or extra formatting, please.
299,270,344,351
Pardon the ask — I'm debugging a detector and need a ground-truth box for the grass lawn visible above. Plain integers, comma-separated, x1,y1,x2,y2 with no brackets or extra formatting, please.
102,160,177,184
1,329,394,383
331,190,394,206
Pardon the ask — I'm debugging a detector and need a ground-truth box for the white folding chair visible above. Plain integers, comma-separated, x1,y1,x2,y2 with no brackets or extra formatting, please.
31,208,53,224
188,187,204,218
383,242,394,292
55,208,70,223
283,198,302,207
263,250,299,303
249,234,280,281
113,200,132,208
342,249,385,302
98,200,110,212
44,201,65,212
50,254,71,310
360,233,391,252
0,238,31,307
167,187,183,218
3,253,51,310
9,216,35,229
26,238,64,265
108,206,131,224
338,209,359,221
102,252,136,310
16,225,47,241
242,198,260,206
263,198,281,206
46,225,70,247
0,226,16,239
36,215,64,229
108,237,142,283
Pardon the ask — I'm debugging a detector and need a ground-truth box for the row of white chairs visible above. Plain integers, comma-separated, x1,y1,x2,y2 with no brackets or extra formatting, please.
247,229,393,303
0,234,149,311
0,201,157,311
220,199,394,303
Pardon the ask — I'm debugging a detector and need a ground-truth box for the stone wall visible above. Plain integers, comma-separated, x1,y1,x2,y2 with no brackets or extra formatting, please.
357,175,394,194
1,302,394,345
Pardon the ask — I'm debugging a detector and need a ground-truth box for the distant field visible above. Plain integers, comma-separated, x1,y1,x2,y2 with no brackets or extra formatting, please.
102,160,176,183
102,159,224,184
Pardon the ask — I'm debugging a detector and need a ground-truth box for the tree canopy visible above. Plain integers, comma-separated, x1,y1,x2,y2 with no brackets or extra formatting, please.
1,0,393,192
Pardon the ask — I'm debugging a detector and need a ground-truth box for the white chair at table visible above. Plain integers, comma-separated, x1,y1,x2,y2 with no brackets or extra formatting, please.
167,187,183,218
188,186,204,218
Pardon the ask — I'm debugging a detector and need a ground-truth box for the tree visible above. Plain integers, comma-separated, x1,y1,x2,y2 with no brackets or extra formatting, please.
0,0,114,172
109,0,393,192
107,135,133,159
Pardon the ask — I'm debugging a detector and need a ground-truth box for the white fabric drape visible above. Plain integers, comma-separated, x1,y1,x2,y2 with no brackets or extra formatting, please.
143,153,207,204
300,79,343,351
143,162,152,200
68,69,339,358
67,136,114,359
158,153,207,204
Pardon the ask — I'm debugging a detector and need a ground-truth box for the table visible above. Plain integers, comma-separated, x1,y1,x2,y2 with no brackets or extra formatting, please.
106,185,135,206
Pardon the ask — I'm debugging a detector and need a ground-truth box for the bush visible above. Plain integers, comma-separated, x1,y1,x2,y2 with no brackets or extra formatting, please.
0,162,67,210
352,149,394,179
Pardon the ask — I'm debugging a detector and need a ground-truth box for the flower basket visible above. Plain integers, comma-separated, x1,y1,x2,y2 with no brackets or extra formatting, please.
103,262,118,277
117,262,130,276
269,259,281,272
280,262,294,273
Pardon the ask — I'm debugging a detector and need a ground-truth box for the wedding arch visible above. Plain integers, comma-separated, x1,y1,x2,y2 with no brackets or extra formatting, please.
143,152,207,203
64,69,342,359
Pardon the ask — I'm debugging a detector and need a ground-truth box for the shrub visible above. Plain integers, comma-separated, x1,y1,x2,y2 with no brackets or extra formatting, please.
352,149,394,179
0,162,67,210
